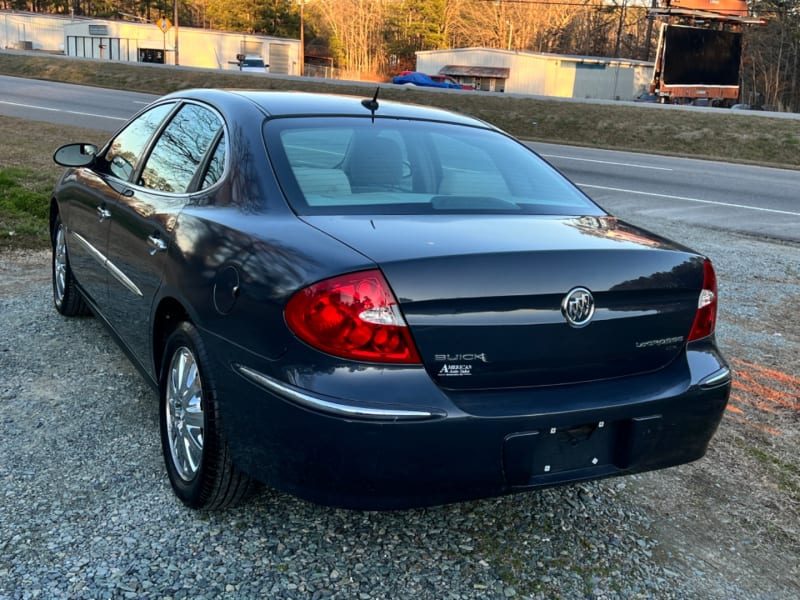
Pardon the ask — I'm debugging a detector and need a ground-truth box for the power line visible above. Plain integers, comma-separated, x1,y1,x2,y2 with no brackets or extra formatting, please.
475,0,781,16
475,0,643,6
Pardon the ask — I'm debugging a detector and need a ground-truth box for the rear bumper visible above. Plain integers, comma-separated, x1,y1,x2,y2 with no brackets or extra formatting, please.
209,340,730,510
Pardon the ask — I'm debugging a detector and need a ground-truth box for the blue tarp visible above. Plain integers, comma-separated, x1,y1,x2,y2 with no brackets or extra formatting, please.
392,72,461,89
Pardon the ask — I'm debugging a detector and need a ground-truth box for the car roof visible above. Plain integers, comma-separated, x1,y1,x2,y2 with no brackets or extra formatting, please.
165,89,491,128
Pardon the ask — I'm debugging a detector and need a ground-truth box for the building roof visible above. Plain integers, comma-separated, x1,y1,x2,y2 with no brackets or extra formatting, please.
418,47,654,68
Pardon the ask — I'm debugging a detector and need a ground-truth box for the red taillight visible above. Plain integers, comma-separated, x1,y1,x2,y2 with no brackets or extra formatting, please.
687,259,718,341
285,270,421,364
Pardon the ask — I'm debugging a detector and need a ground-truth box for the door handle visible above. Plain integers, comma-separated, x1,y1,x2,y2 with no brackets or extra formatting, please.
147,234,167,255
96,206,111,222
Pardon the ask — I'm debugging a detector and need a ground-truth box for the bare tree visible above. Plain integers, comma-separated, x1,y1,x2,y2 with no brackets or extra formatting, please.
311,0,386,75
742,0,800,111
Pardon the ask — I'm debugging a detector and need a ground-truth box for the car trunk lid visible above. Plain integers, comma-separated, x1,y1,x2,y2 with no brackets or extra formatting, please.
301,215,704,390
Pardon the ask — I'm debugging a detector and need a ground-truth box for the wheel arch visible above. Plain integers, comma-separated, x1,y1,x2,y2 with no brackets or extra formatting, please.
152,297,191,382
49,198,60,241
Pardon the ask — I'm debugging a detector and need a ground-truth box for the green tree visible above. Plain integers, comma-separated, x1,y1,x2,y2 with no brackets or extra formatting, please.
255,0,300,37
384,0,447,72
203,0,298,35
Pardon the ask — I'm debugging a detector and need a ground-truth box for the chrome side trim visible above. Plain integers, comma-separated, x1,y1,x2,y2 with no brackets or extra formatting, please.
105,259,144,298
235,364,441,421
71,230,106,268
71,231,143,298
699,367,732,389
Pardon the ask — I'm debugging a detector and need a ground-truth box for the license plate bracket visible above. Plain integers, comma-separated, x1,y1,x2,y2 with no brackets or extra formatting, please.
531,421,615,476
503,415,663,487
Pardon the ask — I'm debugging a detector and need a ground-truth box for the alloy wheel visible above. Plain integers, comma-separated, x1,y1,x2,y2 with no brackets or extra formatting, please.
54,225,68,305
165,346,205,482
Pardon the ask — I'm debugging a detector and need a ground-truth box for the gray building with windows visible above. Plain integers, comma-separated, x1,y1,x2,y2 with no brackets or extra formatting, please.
416,47,654,100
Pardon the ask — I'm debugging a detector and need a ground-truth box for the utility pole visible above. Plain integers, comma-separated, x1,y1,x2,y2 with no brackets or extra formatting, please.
613,0,627,58
299,0,304,76
174,0,179,65
643,0,658,61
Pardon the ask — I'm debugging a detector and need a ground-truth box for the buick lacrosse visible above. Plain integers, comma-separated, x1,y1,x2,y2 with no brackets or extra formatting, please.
50,89,730,510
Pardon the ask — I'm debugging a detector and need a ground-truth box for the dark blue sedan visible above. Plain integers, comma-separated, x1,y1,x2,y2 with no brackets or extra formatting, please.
50,89,730,510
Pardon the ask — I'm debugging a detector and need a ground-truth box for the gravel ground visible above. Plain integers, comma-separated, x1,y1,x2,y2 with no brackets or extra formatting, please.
1,212,798,599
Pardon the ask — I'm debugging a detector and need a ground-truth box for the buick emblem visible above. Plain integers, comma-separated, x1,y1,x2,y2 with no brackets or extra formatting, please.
561,287,595,328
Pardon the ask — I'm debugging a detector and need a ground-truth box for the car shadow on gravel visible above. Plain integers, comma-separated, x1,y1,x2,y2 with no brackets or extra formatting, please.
0,259,674,599
2,252,798,599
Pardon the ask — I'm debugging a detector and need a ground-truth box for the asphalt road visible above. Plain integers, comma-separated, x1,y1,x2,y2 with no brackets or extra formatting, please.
531,144,800,243
2,74,799,242
0,74,150,129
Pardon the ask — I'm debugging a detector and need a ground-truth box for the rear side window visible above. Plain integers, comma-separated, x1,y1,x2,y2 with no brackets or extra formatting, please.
265,117,603,217
104,102,175,181
140,103,224,193
201,136,226,190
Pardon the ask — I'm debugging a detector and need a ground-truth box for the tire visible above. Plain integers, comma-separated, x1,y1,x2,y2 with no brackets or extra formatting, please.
52,214,91,317
159,322,255,510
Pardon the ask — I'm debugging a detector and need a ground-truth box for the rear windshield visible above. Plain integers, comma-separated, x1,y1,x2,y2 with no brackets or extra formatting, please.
264,117,604,216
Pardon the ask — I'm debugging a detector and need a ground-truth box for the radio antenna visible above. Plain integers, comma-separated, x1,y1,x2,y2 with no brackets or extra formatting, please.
361,87,380,122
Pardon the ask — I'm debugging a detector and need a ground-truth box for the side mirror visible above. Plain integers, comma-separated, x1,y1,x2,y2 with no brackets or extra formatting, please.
53,143,98,167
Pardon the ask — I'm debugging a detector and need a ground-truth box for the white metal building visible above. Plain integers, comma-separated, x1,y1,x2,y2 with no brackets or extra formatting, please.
63,20,301,74
1,11,302,75
416,48,654,100
1,11,67,51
